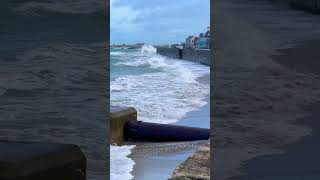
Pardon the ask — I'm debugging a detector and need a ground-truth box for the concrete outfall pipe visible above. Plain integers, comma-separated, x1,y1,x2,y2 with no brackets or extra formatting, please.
124,120,210,142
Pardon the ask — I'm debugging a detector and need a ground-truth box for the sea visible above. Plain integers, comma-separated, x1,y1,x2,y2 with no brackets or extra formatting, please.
110,45,210,180
0,1,108,179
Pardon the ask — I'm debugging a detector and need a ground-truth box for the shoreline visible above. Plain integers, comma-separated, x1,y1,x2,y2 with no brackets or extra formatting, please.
129,73,210,180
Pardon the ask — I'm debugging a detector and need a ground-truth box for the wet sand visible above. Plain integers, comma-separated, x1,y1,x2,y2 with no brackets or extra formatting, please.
213,0,320,179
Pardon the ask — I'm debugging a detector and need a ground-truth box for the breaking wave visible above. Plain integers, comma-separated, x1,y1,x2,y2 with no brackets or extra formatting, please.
140,45,157,53
110,48,209,180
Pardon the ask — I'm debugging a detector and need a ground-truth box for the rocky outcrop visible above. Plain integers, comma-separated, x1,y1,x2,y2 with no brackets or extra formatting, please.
170,143,210,180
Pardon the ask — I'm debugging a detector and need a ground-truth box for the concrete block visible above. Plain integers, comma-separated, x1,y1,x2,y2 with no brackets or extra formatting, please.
0,141,86,180
110,106,137,145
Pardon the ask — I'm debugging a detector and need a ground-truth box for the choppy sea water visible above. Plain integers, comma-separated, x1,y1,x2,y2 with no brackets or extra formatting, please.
0,1,107,179
110,45,210,180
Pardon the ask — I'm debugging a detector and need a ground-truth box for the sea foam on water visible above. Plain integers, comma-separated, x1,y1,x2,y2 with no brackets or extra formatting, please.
110,145,135,180
110,45,210,180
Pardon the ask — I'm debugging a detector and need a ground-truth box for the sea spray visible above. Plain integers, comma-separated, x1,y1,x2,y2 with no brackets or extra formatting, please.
140,45,157,53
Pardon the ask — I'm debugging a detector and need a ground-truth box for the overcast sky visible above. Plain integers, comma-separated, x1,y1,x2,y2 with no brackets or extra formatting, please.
110,0,210,45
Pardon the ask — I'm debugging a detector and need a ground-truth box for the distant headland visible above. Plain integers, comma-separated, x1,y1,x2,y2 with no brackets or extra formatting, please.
110,43,145,49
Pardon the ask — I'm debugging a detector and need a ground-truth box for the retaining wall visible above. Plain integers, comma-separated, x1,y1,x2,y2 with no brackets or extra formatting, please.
156,47,182,59
183,48,211,66
156,47,211,66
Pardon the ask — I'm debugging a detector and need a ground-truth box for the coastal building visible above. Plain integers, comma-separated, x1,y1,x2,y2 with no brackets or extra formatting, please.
185,36,193,48
184,26,211,49
198,26,210,49
194,37,200,48
185,36,199,49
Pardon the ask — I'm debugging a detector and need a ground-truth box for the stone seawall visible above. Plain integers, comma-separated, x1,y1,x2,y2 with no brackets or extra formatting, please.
156,47,182,59
183,49,211,66
156,47,211,66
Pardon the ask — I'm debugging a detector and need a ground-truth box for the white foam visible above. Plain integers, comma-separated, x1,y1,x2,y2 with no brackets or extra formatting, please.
110,83,125,92
110,145,135,180
115,55,168,69
111,51,125,56
110,49,209,180
111,73,209,123
140,45,157,53
111,54,209,124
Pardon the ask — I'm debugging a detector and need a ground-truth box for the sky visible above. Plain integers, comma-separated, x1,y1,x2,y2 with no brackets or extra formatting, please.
110,0,210,45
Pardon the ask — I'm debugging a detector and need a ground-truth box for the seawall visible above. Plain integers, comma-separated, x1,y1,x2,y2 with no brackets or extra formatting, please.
156,47,211,66
156,47,182,59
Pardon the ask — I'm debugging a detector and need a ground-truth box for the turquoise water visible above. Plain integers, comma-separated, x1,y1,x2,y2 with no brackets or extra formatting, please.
110,46,209,123
110,48,161,80
110,45,210,180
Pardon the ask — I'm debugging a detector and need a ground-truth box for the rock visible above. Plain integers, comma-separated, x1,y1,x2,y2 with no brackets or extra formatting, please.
170,143,210,180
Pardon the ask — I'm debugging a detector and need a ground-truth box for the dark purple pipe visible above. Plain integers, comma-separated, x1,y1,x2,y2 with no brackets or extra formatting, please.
124,120,209,142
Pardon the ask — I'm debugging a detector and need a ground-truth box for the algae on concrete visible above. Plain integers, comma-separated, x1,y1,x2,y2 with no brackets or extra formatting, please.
110,106,137,145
